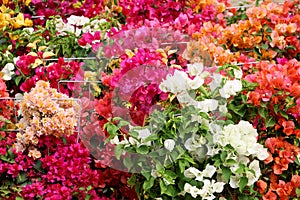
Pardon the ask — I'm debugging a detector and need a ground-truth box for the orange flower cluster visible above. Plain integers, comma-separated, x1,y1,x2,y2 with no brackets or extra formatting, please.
219,0,300,60
265,137,300,175
14,81,78,159
192,0,300,65
257,174,300,200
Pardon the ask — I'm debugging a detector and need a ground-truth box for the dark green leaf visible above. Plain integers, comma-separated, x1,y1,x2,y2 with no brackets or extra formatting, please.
222,167,232,183
265,116,276,128
143,176,155,191
239,177,248,192
136,145,149,155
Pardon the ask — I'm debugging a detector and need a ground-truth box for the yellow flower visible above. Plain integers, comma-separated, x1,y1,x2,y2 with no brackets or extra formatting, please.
25,0,32,6
42,52,55,58
125,49,135,58
26,39,41,49
13,13,25,29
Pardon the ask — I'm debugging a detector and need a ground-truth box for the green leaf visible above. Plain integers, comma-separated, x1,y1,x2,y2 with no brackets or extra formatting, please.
226,159,237,165
265,116,276,128
222,167,232,183
117,120,130,128
296,187,300,196
258,107,267,119
15,76,22,86
160,180,177,197
279,110,289,120
114,145,123,160
143,176,155,191
239,177,248,192
254,47,262,56
86,185,92,191
144,134,158,143
266,35,272,42
266,27,272,33
136,145,149,155
85,194,91,200
220,151,227,162
34,160,43,172
261,44,269,50
286,45,297,50
127,175,136,187
178,160,189,173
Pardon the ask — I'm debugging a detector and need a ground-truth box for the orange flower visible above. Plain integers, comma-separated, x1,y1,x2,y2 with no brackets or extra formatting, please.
282,120,295,136
263,189,277,200
257,180,268,194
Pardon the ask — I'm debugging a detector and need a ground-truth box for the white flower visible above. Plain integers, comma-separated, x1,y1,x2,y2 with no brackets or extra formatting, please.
246,160,261,186
212,181,225,193
187,62,203,76
203,164,216,178
67,15,89,26
219,79,242,98
197,99,218,112
188,76,204,89
233,68,243,79
164,139,175,152
136,128,151,139
229,175,239,188
13,56,20,64
209,73,223,91
219,104,227,114
184,167,202,180
1,63,15,80
184,183,201,198
184,134,206,151
159,70,189,94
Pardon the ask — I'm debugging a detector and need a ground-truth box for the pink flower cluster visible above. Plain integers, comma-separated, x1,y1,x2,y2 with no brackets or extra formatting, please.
16,53,82,93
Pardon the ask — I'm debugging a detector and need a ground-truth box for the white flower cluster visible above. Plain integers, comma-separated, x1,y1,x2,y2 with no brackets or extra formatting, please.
183,165,225,199
55,15,107,37
182,120,268,195
209,68,243,99
159,63,218,113
210,120,269,189
217,120,269,160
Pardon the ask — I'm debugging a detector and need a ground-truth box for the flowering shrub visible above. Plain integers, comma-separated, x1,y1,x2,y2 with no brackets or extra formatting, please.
104,61,270,199
0,0,300,199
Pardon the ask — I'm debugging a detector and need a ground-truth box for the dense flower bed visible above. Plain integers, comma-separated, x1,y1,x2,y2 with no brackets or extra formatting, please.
0,0,299,199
